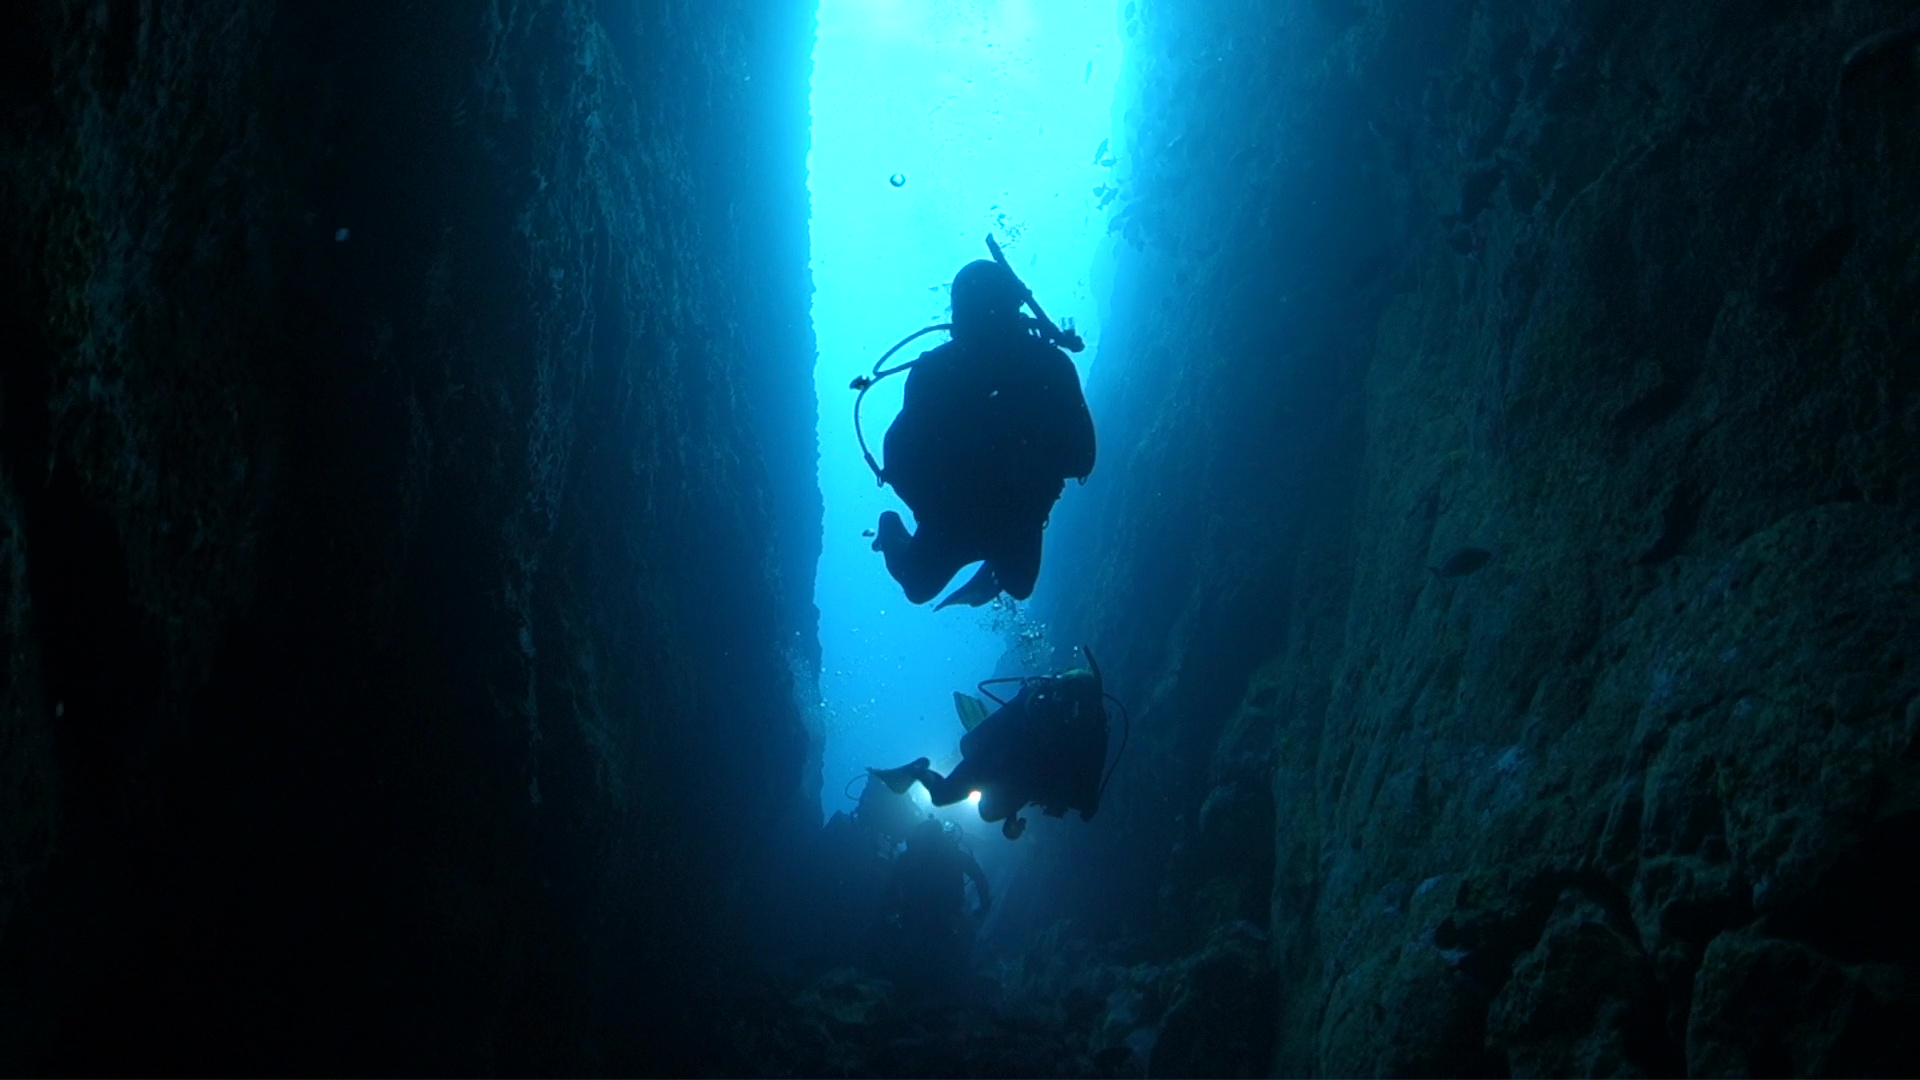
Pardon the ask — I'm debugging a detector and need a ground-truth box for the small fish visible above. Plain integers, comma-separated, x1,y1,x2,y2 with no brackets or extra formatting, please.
1092,137,1109,166
861,528,876,538
1084,60,1093,84
1428,546,1493,578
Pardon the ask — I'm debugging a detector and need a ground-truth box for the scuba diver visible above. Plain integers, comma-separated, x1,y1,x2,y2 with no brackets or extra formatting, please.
892,819,991,928
852,236,1096,609
802,772,928,972
868,648,1124,840
884,818,990,999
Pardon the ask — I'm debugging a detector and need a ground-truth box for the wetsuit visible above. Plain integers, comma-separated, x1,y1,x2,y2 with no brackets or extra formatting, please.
889,674,1108,834
878,329,1094,605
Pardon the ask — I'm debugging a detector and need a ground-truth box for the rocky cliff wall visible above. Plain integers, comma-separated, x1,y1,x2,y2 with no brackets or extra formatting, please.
1030,0,1918,1074
1,0,819,1072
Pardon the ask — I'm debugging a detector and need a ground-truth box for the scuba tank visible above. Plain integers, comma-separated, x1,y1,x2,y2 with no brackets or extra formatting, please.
850,234,1085,487
968,646,1129,814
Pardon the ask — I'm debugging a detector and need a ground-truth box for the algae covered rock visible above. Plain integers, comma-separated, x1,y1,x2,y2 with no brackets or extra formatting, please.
1485,891,1671,1077
796,967,893,1028
1687,928,1917,1078
1154,920,1277,1077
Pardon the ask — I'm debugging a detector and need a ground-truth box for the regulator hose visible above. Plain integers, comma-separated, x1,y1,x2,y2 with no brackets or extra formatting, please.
849,233,1086,488
850,322,951,486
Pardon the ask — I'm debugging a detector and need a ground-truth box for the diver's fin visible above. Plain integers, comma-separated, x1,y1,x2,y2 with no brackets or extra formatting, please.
953,691,990,732
867,758,929,795
934,564,1001,610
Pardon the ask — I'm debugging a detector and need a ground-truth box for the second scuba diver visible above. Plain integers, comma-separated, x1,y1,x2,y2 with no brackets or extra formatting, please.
868,649,1118,840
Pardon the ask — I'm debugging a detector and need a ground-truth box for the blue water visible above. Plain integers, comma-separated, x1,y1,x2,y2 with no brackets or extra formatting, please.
807,0,1124,825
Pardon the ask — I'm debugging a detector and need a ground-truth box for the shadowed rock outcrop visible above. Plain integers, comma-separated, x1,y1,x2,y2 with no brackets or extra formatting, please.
1,0,819,1072
1026,0,1918,1075
6,0,1914,1074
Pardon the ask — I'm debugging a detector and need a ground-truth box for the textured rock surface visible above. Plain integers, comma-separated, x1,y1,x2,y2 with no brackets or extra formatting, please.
1,0,819,1072
1029,0,1918,1075
5,0,1915,1073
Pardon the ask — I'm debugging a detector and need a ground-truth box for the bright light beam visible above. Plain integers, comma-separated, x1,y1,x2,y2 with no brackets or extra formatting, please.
808,0,1123,819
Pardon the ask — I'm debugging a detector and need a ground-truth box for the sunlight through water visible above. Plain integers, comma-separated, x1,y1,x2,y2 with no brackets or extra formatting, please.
808,0,1123,819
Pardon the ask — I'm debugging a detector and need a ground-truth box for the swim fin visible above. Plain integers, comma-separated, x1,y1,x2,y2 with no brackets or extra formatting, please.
953,691,990,732
934,564,1000,610
867,757,930,795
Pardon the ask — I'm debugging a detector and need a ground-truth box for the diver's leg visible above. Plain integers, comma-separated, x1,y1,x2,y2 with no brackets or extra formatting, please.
976,786,1023,824
867,756,931,795
989,522,1044,601
879,516,974,605
932,563,999,610
875,511,909,553
984,791,1029,839
919,760,979,807
870,757,978,806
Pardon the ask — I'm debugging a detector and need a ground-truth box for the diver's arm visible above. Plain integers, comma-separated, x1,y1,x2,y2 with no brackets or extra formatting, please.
881,357,941,500
897,350,940,413
964,854,991,913
1039,348,1096,481
1061,389,1095,481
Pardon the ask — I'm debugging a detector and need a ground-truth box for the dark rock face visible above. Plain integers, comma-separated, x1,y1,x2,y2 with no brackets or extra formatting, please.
6,0,1916,1074
1030,0,1919,1075
2,0,819,1073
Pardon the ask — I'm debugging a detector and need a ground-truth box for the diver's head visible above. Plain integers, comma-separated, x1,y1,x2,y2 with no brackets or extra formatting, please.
1041,668,1105,725
1058,667,1097,687
909,817,947,849
950,260,1026,342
